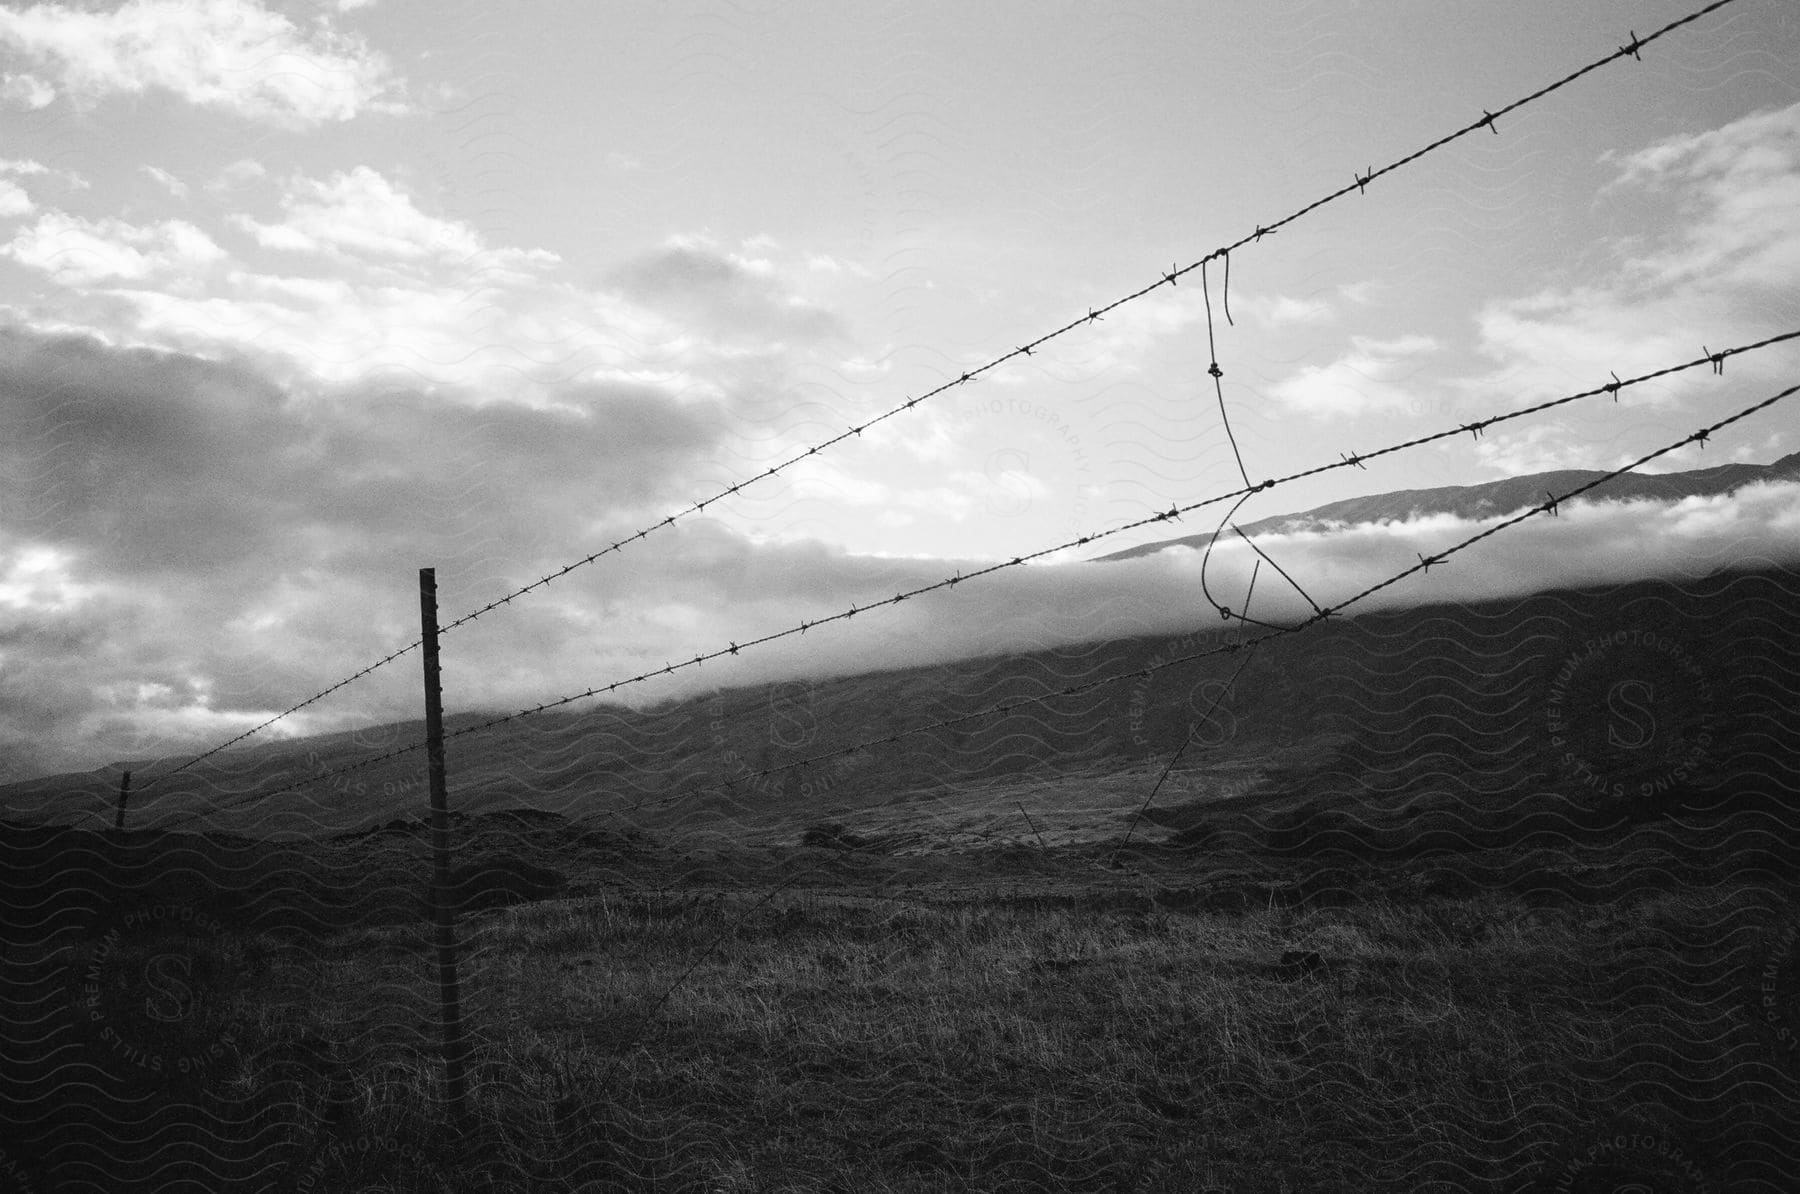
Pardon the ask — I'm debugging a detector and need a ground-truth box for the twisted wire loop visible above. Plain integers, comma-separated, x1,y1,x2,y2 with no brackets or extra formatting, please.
165,334,1798,830
131,0,1744,793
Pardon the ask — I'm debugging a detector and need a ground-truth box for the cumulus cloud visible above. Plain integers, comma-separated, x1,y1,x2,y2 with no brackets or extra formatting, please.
1269,334,1439,418
0,173,868,486
0,168,679,403
3,211,225,285
0,324,729,780
0,180,31,219
1460,101,1800,418
606,239,846,347
207,158,267,196
0,0,402,127
0,71,53,109
1237,291,1334,330
1604,103,1800,291
234,167,555,269
141,164,188,199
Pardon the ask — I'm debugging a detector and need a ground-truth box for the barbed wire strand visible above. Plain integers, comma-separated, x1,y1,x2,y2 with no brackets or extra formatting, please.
128,0,1740,795
156,342,1795,831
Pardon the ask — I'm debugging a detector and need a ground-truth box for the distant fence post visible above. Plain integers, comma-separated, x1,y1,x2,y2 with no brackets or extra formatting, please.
419,567,471,1125
1016,800,1048,850
113,770,131,835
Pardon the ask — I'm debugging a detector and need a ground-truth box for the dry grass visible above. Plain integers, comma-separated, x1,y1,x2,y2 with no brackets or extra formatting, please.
6,817,1796,1192
107,874,1773,1193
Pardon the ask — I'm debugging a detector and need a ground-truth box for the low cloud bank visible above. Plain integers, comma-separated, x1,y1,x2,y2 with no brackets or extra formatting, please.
8,463,1792,785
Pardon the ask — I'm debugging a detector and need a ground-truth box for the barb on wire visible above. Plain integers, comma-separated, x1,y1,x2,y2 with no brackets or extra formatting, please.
129,0,1745,792
160,327,1797,832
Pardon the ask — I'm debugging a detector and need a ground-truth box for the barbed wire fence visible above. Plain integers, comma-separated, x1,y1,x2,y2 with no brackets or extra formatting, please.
41,0,1794,1160
149,326,1800,830
123,0,1746,803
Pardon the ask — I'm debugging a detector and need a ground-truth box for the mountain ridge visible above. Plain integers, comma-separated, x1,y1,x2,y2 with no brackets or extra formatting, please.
1092,451,1800,562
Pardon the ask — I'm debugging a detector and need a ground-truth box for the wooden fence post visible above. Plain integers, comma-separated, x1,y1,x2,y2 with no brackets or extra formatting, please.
419,567,470,1124
113,770,131,835
1016,800,1048,850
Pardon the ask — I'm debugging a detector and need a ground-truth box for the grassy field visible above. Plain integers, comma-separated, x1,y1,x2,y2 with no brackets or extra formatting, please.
4,569,1795,1189
5,810,1798,1192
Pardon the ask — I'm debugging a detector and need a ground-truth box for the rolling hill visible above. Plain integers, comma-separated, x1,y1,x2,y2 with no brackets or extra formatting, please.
3,560,1794,854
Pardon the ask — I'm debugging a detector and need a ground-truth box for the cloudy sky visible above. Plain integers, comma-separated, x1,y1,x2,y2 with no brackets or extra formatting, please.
2,0,1798,783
